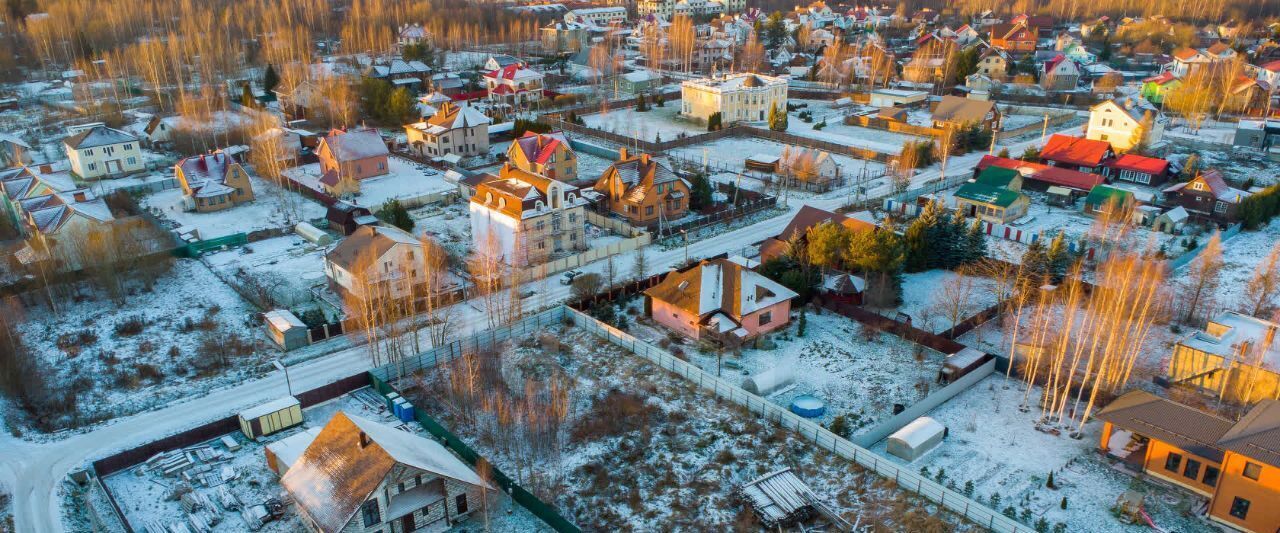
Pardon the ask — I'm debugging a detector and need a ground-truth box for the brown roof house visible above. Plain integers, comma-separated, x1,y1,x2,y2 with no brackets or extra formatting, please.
281,411,492,533
317,129,390,197
759,205,875,264
592,148,690,228
931,95,1001,132
1162,170,1251,224
469,163,590,267
644,258,798,346
174,151,255,212
324,225,458,305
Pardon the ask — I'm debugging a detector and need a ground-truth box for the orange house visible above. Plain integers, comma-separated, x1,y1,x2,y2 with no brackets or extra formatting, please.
506,131,579,185
592,148,690,228
988,23,1037,54
758,205,876,264
644,258,798,346
1098,391,1280,533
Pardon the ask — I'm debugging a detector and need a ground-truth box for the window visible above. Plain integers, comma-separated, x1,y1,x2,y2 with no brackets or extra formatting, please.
88,163,97,171
123,144,132,150
1229,497,1250,519
1164,453,1182,472
645,205,654,216
361,500,381,527
83,149,93,156
456,494,469,514
759,311,772,325
1183,459,1200,480
1214,201,1227,214
1243,462,1262,480
127,157,136,165
1192,182,1204,191
1202,465,1220,487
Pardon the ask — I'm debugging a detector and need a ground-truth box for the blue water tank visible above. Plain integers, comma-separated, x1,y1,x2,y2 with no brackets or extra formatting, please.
790,395,826,418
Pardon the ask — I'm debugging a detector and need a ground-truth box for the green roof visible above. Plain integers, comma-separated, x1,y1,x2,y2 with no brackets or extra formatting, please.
975,166,1018,188
1084,185,1133,207
955,182,1023,208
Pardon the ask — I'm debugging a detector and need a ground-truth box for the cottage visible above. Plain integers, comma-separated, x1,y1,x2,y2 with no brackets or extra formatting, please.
1097,391,1280,533
953,180,1028,224
1106,154,1171,185
931,95,1001,131
469,164,589,267
483,63,545,108
988,22,1037,54
0,133,32,168
620,70,662,94
758,204,875,264
680,73,788,124
404,102,491,160
316,129,389,196
1082,184,1136,217
777,146,840,190
1162,170,1250,223
1039,54,1080,91
1088,97,1166,152
1167,311,1279,405
506,131,577,184
174,151,255,212
63,125,144,179
592,148,690,227
541,20,589,53
282,411,492,533
325,225,446,304
975,48,1010,79
1040,134,1114,173
1140,72,1180,104
976,154,1106,193
644,258,798,345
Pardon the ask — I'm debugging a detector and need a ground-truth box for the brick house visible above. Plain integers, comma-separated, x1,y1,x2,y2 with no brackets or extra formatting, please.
592,148,690,227
505,131,578,185
988,23,1037,54
317,129,389,196
644,258,798,345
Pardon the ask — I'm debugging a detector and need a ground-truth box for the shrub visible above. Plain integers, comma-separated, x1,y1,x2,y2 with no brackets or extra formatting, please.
714,448,736,464
114,316,146,336
135,363,164,382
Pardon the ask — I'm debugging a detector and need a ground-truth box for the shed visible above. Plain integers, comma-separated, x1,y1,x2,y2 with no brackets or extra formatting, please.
264,426,321,476
263,310,308,351
238,396,303,440
869,88,928,107
1045,185,1074,207
1153,206,1188,234
326,201,373,236
742,366,794,396
940,347,988,382
886,416,946,461
745,154,780,173
738,469,820,529
294,221,332,245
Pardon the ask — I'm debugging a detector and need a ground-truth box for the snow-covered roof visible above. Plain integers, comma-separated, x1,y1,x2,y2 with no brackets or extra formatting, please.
266,426,322,473
681,72,787,93
644,258,799,321
1181,311,1280,368
425,102,491,131
264,309,305,332
888,416,945,449
320,129,388,162
63,125,137,149
327,225,421,272
238,396,300,421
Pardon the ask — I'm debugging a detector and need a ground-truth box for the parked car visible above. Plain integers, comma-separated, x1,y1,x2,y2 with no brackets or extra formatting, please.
560,270,582,285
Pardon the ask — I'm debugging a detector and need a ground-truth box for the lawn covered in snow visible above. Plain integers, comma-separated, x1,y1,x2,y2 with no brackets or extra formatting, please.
1215,218,1280,313
579,103,708,143
781,116,925,155
872,374,1216,533
872,269,1002,334
283,157,454,208
142,175,327,239
203,234,331,311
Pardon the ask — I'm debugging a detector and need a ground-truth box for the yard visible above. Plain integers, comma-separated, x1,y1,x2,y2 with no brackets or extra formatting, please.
141,175,327,239
283,156,455,208
872,374,1216,533
783,112,925,155
408,202,473,257
13,258,265,432
202,234,334,318
1215,218,1280,313
631,309,946,440
869,269,1002,334
403,322,968,531
579,102,707,143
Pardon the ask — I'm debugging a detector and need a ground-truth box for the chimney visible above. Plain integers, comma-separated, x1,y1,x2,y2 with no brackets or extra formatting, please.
618,147,629,161
72,191,87,202
358,431,371,449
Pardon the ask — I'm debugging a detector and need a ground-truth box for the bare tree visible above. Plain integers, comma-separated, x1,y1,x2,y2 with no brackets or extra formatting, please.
933,274,975,336
1243,242,1280,317
1182,231,1223,325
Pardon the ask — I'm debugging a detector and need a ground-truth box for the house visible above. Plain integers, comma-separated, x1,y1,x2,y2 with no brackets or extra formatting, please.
931,95,1001,131
988,23,1037,54
325,225,429,303
1233,119,1280,153
976,155,1106,193
281,411,492,533
777,147,840,191
1087,97,1166,152
1162,170,1250,223
0,165,79,230
1082,184,1135,217
1255,60,1280,90
1167,311,1279,405
1153,205,1189,233
482,63,545,108
1167,48,1214,77
483,54,522,71
976,48,1010,79
316,129,389,197
63,126,144,179
174,151,255,212
680,73,788,124
1040,134,1114,173
1011,14,1054,37
506,131,577,184
592,148,690,227
1106,154,1171,186
868,88,928,108
469,164,589,267
644,258,798,345
953,167,1029,224
541,20,589,53
1062,42,1097,65
1140,72,1181,104
326,201,376,236
1097,391,1280,533
404,102,491,160
758,205,875,264
1040,55,1080,91
1226,75,1271,116
0,133,31,168
566,6,628,25
620,70,661,94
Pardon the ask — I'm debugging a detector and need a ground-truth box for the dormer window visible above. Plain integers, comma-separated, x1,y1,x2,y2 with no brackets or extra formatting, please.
1192,182,1204,191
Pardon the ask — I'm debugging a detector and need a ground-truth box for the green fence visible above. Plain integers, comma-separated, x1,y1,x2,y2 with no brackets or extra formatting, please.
368,372,580,533
176,232,249,257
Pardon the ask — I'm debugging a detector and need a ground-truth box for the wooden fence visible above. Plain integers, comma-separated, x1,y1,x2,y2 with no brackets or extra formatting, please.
844,114,947,138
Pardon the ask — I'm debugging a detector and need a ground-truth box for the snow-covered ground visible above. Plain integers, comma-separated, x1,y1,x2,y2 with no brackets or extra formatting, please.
15,259,264,431
283,157,454,208
875,269,1001,334
783,116,926,155
579,103,707,142
141,175,327,239
633,310,944,437
203,234,331,310
408,202,472,256
1216,219,1280,314
872,374,1214,533
666,136,890,203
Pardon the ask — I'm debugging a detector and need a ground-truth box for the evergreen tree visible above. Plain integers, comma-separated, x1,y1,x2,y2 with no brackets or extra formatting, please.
707,112,723,131
688,172,714,211
382,87,417,125
768,102,788,131
997,147,1010,158
377,199,414,231
1022,240,1051,279
903,215,932,272
964,219,988,264
847,228,905,306
797,308,807,336
262,64,280,94
1046,232,1072,280
636,92,648,111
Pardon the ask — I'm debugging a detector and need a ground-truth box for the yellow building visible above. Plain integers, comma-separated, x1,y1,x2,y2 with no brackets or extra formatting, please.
174,151,255,212
1168,311,1280,405
680,73,788,124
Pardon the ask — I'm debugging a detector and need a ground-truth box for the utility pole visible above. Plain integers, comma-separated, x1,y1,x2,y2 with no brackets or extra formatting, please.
271,358,293,397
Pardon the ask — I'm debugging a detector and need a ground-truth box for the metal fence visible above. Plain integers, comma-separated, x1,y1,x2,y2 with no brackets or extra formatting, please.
563,307,1033,533
852,360,996,447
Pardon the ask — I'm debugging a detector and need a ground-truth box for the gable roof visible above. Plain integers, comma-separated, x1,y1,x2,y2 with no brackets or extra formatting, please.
176,151,241,198
1040,134,1111,167
1096,390,1234,462
644,258,798,325
510,131,571,166
320,129,388,162
1108,154,1168,175
974,166,1018,188
63,125,137,150
1142,71,1178,85
326,224,419,272
977,155,1105,191
1084,184,1134,207
282,412,489,533
1218,400,1280,468
932,95,996,125
426,102,491,131
593,150,684,203
954,182,1022,208
774,204,874,243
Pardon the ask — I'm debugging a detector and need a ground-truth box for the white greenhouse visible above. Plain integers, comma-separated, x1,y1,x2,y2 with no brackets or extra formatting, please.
886,416,946,462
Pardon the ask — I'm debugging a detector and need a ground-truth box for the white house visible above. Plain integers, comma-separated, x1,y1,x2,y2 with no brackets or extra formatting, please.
566,6,627,26
325,225,435,303
404,102,491,159
469,164,590,267
63,126,144,179
680,72,787,123
483,63,544,108
1087,97,1166,152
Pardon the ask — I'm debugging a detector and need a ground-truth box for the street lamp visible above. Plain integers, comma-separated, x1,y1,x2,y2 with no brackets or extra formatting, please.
271,358,293,397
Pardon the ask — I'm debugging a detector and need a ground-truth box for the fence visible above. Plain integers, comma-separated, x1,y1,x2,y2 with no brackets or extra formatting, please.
564,307,1032,533
515,231,652,284
844,114,947,138
585,211,645,237
109,177,181,196
1167,223,1243,271
176,232,249,257
994,112,1077,141
852,360,997,447
652,194,778,241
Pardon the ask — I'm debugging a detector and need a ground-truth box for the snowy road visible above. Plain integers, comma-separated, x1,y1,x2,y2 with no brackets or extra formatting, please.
0,124,1077,533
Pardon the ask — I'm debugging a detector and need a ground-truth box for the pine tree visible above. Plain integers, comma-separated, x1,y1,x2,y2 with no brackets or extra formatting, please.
1022,240,1051,279
689,172,713,211
262,64,280,94
1046,232,1071,280
707,112,722,132
1060,496,1068,509
1046,471,1056,489
768,102,788,131
965,218,988,264
636,92,648,111
797,308,807,336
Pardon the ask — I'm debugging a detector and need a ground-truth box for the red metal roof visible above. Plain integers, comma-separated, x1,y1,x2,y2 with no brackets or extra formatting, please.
1040,134,1111,167
1108,154,1169,175
977,155,1104,190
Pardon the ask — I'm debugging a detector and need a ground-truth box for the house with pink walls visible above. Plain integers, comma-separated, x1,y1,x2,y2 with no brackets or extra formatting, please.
643,258,798,346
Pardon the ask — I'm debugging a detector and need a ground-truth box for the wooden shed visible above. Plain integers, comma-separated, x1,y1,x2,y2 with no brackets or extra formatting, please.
238,396,303,440
263,309,309,351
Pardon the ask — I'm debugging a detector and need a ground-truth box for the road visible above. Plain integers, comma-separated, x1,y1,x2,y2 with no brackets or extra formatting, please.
0,123,1077,533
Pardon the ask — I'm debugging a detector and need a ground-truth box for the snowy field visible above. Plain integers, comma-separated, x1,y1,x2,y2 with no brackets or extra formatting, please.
579,103,707,143
409,202,472,257
665,136,890,201
404,323,966,531
142,175,327,239
633,310,945,438
283,157,454,208
1216,219,1280,313
872,269,1002,334
14,259,264,431
1189,149,1280,188
782,115,927,155
203,234,330,311
873,375,1215,533
103,389,546,533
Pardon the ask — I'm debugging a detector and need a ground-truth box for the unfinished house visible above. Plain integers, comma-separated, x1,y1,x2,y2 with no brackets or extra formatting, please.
1167,311,1279,405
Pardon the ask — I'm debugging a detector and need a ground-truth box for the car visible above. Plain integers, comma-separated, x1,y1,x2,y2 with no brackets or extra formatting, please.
559,270,582,285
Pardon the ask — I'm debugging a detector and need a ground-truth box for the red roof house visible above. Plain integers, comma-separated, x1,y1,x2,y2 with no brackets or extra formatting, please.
1106,154,1171,185
1040,134,1114,172
976,155,1105,191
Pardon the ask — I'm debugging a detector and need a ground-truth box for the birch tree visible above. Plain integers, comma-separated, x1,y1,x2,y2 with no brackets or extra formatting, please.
1243,242,1280,317
1182,232,1223,325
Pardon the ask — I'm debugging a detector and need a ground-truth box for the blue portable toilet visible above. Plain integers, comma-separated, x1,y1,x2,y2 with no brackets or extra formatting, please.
392,397,406,419
385,392,401,411
399,402,415,422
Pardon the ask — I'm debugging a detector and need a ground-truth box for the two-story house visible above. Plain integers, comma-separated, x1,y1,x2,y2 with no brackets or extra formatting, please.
317,129,389,197
680,72,788,124
404,102,491,160
1087,97,1166,152
325,225,429,303
1162,170,1251,224
469,164,589,267
482,63,544,108
644,257,798,346
63,126,144,179
1040,54,1081,91
975,48,1010,79
988,23,1037,54
1166,311,1279,405
506,131,578,185
592,148,690,228
281,411,492,533
174,151,255,212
